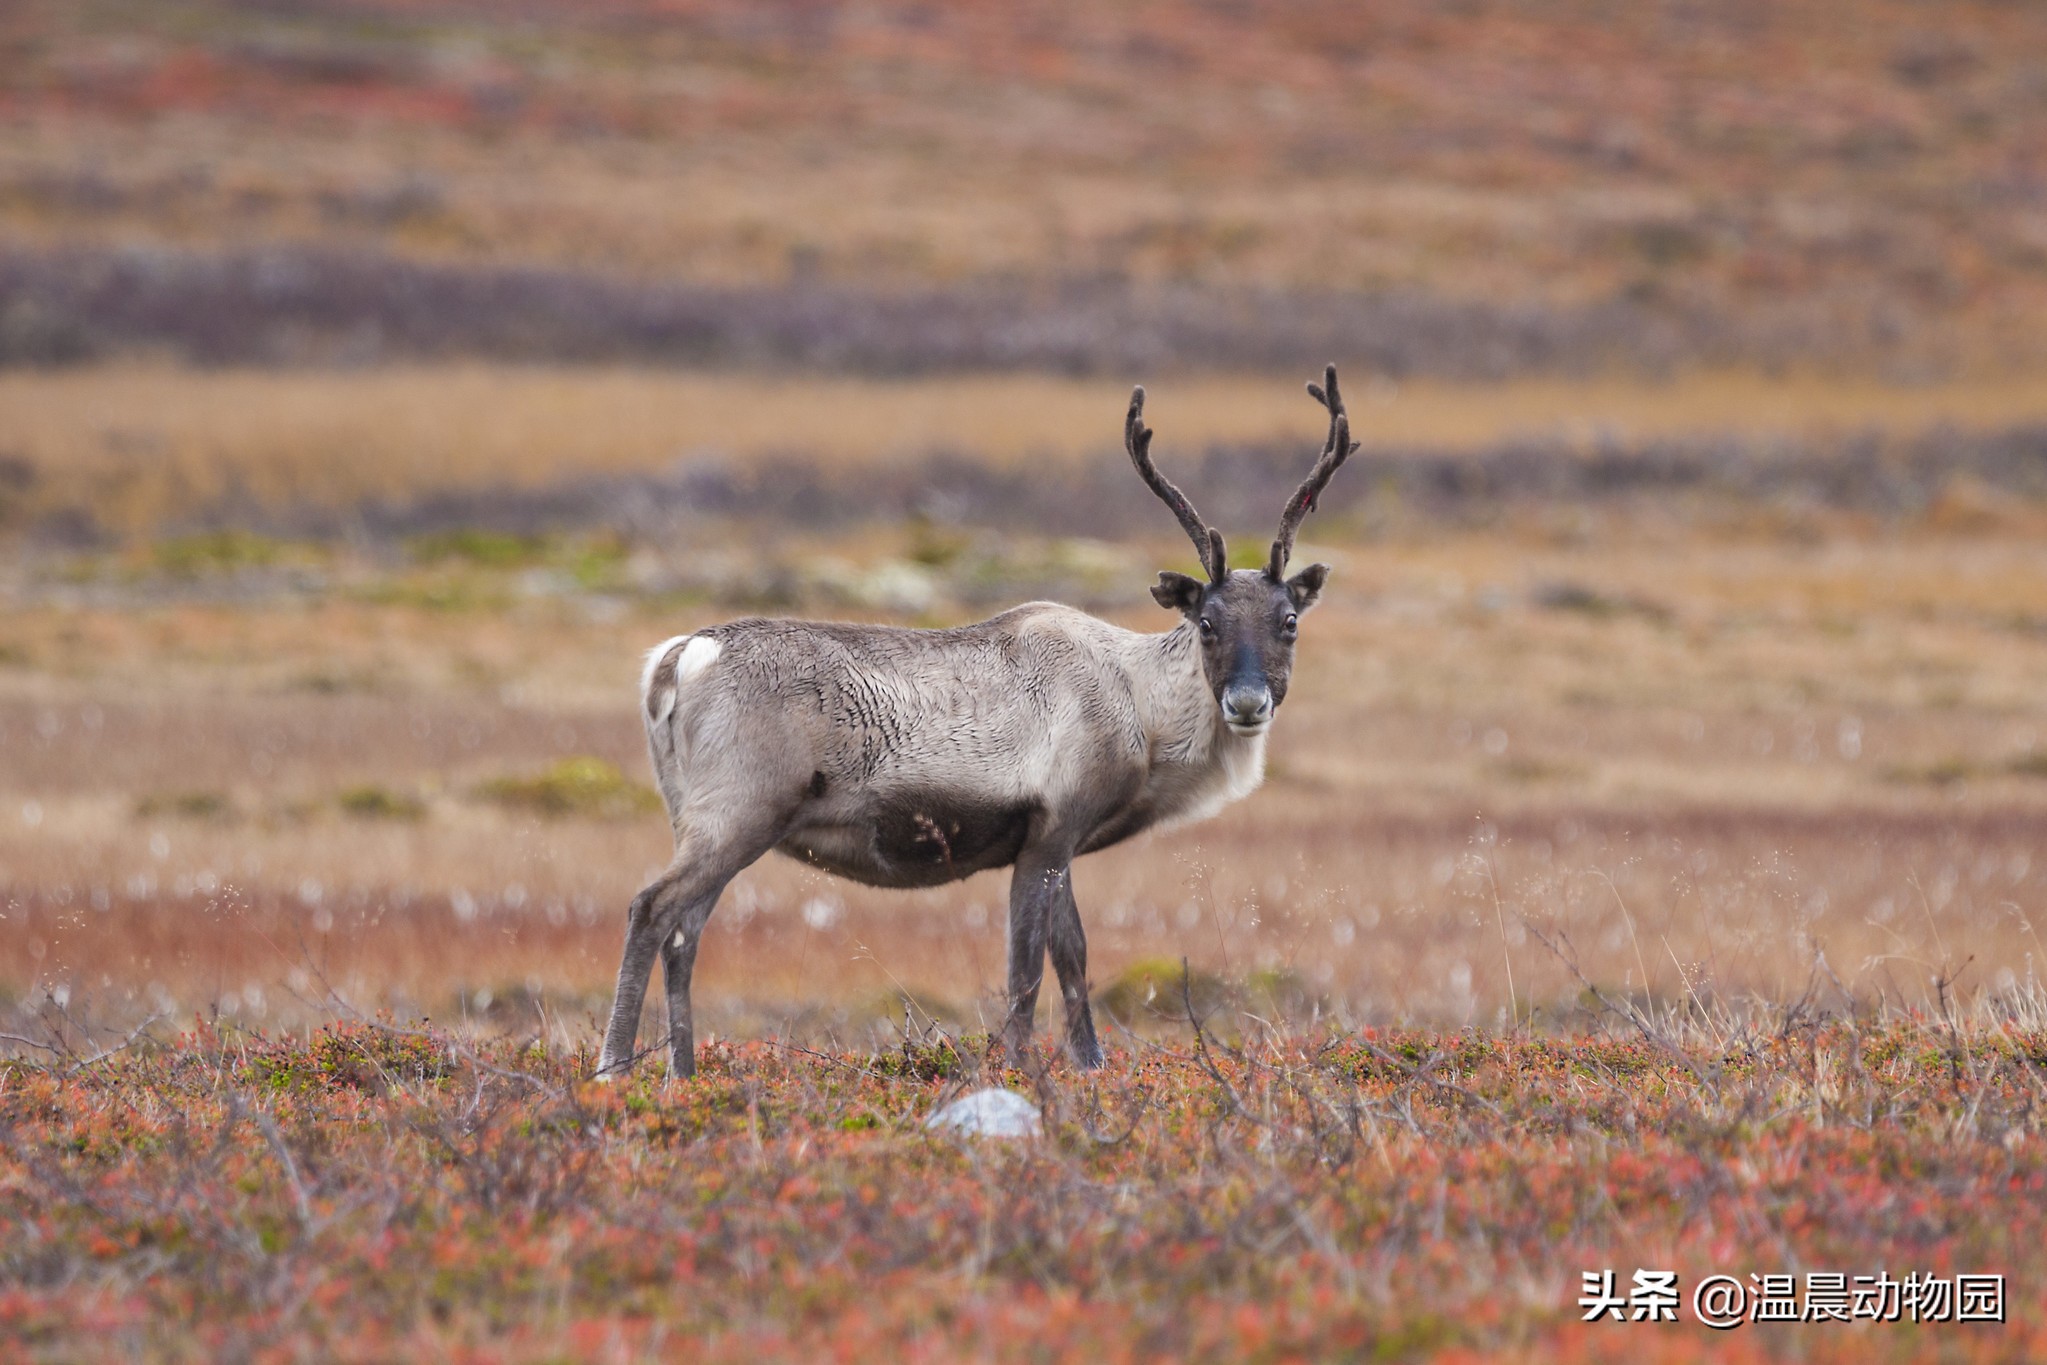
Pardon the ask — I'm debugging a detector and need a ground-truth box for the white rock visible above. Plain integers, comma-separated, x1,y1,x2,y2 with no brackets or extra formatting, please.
924,1087,1041,1139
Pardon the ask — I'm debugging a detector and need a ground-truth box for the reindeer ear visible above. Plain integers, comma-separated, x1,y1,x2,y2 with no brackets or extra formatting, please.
1151,571,1206,615
1285,563,1329,612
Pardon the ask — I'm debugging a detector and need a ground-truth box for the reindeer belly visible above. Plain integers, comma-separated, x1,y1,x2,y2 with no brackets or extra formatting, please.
1077,799,1159,854
774,795,1037,889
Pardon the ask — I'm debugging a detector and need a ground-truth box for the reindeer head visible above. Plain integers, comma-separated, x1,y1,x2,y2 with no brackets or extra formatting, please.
1128,365,1357,737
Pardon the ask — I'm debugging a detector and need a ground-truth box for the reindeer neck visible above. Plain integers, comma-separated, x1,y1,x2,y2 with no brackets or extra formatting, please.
1127,620,1239,767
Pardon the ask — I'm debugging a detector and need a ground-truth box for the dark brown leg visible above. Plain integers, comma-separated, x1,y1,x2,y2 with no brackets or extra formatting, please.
1046,869,1104,1068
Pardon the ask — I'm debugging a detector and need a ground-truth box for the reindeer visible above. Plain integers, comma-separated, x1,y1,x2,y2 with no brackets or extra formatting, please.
598,366,1359,1078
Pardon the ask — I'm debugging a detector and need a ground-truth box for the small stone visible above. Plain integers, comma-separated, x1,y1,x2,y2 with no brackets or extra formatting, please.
925,1087,1041,1139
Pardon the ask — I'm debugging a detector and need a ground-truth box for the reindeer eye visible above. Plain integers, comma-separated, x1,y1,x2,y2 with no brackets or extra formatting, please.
1198,617,1216,638
1283,614,1298,633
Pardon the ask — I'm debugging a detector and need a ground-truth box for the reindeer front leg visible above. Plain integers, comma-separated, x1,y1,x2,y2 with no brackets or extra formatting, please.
999,852,1061,1060
1002,847,1102,1068
1046,869,1104,1069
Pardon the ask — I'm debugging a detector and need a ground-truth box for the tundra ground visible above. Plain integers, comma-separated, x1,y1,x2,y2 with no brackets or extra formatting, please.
7,380,2047,1358
3,1019,2044,1362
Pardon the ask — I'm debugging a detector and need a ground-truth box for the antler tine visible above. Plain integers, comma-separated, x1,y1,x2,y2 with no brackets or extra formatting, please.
1306,361,1343,454
1127,385,1227,583
1268,364,1359,579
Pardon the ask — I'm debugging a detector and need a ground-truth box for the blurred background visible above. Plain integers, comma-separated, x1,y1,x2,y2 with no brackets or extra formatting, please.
5,0,2047,1050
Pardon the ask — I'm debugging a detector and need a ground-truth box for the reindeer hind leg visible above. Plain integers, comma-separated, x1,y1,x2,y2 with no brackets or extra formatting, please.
598,866,696,1078
659,882,729,1080
598,827,766,1080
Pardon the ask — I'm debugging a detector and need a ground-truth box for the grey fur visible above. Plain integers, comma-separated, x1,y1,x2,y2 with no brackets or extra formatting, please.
598,371,1355,1079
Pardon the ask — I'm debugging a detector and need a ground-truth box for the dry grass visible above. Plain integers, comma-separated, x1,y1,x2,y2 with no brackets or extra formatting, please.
9,364,2047,538
6,395,2047,1359
11,2,2047,1350
6,523,2047,1045
8,0,2047,371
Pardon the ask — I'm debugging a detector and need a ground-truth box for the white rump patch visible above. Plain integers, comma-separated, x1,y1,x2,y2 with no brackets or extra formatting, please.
641,634,692,699
641,634,722,724
675,634,722,682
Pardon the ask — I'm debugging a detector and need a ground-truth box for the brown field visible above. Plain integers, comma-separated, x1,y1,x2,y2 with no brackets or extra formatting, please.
6,357,2045,1361
12,364,2047,540
8,508,2047,1051
9,476,2047,1355
8,2,2047,1354
9,0,2047,372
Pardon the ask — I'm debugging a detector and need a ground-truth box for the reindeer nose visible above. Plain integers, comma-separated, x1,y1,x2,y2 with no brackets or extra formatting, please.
1223,684,1274,730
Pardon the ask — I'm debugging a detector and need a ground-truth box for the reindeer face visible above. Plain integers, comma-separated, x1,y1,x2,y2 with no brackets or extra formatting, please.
1154,566,1328,736
1128,364,1354,737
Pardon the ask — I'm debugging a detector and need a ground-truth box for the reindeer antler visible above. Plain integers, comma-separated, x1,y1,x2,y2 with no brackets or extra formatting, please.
1127,386,1227,584
1268,364,1358,579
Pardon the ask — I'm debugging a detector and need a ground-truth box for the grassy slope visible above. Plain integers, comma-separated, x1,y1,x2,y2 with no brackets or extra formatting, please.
3,0,2047,369
6,529,2047,1041
11,365,2047,538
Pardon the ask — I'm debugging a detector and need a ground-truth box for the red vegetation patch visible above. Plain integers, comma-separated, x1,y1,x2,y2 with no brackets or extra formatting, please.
1,1018,2043,1358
